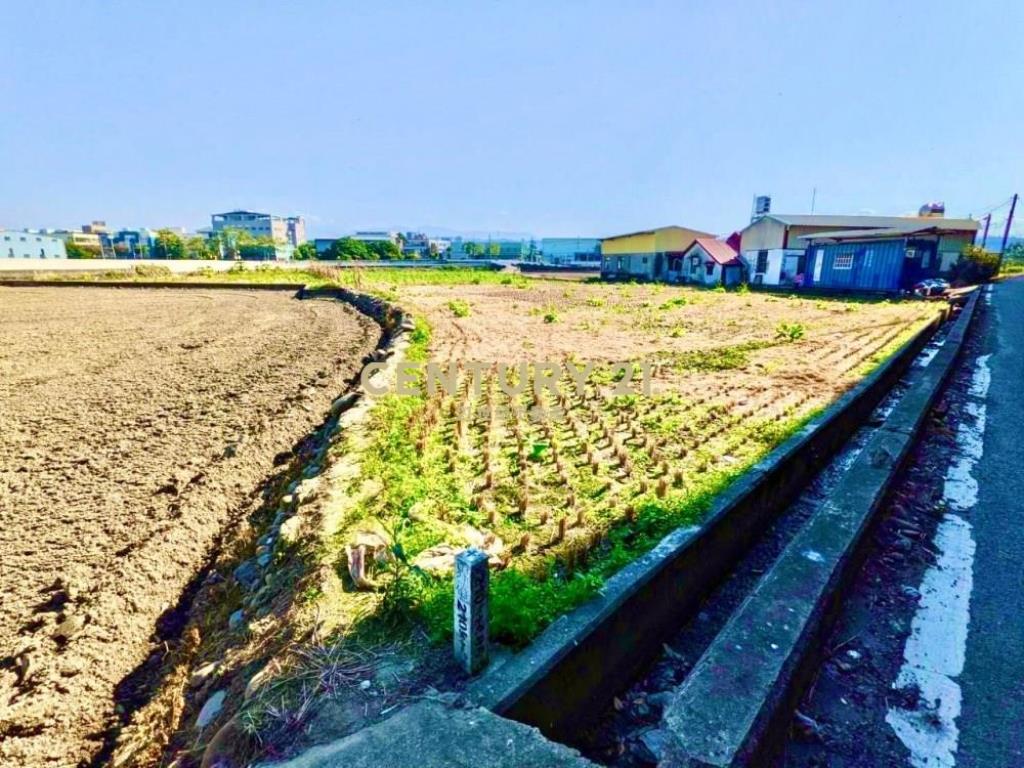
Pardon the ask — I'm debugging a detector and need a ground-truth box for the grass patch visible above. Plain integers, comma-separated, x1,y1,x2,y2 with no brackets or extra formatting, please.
667,341,773,372
446,299,471,318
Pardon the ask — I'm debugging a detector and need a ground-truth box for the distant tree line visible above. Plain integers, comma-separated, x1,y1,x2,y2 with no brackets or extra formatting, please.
62,229,448,261
318,237,403,261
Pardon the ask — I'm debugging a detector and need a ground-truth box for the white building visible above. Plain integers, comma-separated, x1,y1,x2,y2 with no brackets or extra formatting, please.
211,210,307,246
2,230,67,259
540,237,601,266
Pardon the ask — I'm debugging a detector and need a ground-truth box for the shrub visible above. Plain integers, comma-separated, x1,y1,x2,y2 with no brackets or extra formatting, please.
951,244,999,284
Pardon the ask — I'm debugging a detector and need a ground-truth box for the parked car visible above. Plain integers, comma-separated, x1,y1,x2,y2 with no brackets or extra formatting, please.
913,278,950,297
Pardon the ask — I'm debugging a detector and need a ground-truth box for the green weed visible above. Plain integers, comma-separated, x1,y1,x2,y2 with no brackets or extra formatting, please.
447,299,471,318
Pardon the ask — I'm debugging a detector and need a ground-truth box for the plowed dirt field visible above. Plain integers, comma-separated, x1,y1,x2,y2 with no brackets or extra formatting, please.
0,286,377,767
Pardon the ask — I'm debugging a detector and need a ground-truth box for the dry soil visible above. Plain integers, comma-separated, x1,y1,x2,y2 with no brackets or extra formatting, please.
0,286,377,767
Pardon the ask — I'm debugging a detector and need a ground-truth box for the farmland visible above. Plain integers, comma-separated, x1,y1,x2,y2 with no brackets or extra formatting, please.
323,276,940,645
0,272,942,767
0,286,377,767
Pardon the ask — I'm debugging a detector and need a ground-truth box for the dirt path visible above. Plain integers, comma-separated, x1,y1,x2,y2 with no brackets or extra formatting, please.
0,286,377,768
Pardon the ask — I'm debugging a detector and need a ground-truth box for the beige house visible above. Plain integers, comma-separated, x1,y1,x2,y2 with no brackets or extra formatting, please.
600,225,716,280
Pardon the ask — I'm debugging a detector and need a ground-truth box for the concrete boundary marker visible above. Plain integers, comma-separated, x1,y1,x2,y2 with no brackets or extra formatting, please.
469,305,952,741
659,289,981,767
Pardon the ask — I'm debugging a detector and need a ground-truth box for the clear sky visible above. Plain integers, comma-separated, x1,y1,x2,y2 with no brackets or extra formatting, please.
3,1,1022,239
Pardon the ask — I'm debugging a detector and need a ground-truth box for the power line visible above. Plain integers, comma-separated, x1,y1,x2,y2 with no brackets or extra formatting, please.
970,195,1015,219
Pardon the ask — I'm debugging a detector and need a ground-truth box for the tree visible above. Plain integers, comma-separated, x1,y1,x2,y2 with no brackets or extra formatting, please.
210,227,274,260
185,235,217,260
65,241,102,259
294,242,318,261
152,229,186,259
951,244,999,284
327,237,372,261
366,240,401,260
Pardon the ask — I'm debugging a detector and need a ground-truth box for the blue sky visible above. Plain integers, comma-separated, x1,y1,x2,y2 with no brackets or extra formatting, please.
2,1,1021,239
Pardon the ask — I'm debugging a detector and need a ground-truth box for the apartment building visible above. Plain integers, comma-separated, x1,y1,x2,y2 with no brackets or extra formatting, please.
211,210,307,246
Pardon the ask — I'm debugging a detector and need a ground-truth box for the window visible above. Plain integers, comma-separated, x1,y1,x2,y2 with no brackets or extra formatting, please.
690,255,700,273
834,252,854,270
921,251,931,268
863,249,873,268
706,263,715,276
756,250,768,273
641,256,648,264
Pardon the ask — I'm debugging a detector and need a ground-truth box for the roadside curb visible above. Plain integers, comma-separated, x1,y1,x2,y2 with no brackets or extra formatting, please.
467,307,950,740
658,289,981,767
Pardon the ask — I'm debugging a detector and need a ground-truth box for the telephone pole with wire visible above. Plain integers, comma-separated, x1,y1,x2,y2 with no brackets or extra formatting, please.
996,192,1018,274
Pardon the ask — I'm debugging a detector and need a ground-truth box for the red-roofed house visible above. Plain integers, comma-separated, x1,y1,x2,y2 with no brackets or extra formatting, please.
671,237,744,286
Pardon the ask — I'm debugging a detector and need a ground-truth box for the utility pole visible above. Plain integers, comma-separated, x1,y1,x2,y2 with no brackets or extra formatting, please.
980,214,991,247
811,187,817,213
996,193,1018,274
999,193,1017,253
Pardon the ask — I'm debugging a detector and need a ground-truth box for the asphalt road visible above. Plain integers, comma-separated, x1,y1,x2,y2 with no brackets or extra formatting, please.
957,277,1024,766
779,279,1024,768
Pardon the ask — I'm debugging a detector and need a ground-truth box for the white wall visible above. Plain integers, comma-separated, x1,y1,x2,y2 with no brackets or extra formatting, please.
740,248,801,286
2,231,67,259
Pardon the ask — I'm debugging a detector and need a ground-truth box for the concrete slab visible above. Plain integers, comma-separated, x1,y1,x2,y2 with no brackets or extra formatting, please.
259,701,597,768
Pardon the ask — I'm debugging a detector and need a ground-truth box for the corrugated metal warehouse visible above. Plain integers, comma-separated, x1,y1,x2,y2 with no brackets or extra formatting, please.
802,221,978,292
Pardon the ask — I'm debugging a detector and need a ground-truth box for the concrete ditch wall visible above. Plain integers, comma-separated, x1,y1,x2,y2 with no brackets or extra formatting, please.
469,306,950,741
